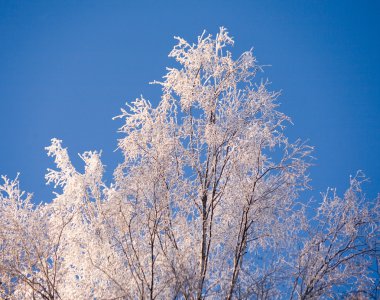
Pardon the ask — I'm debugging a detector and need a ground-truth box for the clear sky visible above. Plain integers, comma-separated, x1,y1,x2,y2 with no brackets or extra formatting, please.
0,0,379,203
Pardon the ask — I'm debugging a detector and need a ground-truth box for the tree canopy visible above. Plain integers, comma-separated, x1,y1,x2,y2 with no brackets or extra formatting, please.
0,28,379,300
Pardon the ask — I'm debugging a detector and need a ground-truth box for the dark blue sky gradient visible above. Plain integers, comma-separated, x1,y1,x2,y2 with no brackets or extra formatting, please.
0,0,379,203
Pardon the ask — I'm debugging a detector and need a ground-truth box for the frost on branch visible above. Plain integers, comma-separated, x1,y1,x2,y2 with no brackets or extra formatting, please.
0,28,379,299
45,138,77,188
291,173,380,299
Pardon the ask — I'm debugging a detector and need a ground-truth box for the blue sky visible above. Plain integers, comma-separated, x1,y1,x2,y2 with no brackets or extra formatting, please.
0,0,379,203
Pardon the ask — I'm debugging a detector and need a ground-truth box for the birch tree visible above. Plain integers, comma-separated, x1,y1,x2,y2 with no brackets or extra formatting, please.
290,174,379,300
0,28,378,300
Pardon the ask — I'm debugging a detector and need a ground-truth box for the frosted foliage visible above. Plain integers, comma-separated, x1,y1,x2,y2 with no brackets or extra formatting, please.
0,28,378,299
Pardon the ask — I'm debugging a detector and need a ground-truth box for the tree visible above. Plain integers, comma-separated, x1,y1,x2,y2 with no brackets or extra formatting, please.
290,174,379,299
0,28,378,299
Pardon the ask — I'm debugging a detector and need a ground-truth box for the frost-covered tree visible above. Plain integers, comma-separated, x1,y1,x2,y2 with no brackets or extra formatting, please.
0,28,378,300
290,174,379,300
